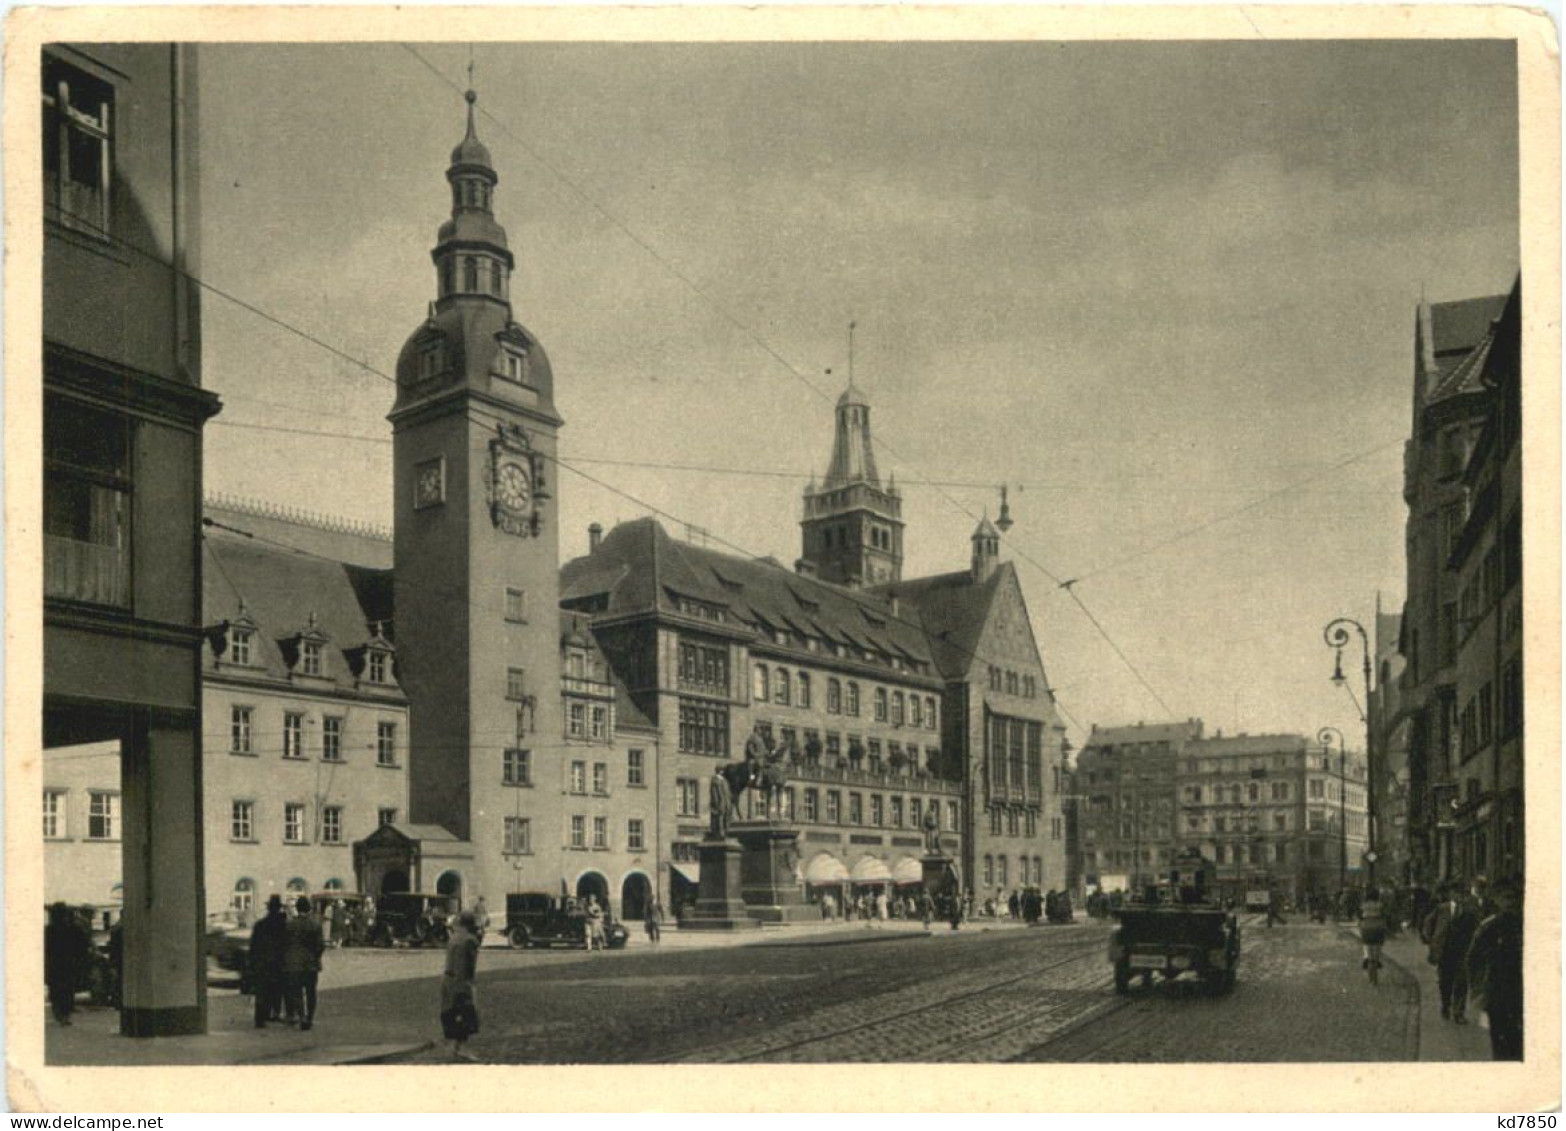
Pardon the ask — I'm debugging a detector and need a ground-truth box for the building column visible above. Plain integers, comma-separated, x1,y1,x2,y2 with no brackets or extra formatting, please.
119,710,206,1036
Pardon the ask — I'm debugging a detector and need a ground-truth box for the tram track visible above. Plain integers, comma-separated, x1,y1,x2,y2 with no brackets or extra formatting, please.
665,930,1113,1063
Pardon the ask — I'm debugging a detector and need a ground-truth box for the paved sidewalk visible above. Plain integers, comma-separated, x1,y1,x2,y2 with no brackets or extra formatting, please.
44,993,430,1067
1377,931,1492,1062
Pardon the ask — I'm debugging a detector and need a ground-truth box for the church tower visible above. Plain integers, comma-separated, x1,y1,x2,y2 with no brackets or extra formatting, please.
800,381,904,586
389,89,564,903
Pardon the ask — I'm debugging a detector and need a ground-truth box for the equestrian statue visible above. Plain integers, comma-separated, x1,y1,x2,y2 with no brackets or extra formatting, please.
708,725,792,837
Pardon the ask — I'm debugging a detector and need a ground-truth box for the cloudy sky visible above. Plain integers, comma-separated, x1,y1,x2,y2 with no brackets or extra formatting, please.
196,39,1519,746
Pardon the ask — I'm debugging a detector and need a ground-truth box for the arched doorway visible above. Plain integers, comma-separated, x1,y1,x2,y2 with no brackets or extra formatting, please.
621,872,652,922
576,871,609,915
380,869,410,896
435,870,463,907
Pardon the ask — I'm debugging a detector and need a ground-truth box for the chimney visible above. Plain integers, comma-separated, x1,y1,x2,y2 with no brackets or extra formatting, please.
794,558,817,578
588,523,603,553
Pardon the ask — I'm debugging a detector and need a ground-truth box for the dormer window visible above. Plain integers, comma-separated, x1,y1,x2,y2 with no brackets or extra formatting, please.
301,640,323,678
228,626,253,666
499,349,528,386
368,650,389,685
420,342,445,381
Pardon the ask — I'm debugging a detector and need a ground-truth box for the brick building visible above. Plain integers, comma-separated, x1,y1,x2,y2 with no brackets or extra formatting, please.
1074,721,1202,893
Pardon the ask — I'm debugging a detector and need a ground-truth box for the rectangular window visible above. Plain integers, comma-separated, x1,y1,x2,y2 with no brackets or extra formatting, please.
627,748,645,787
568,703,587,738
503,747,531,786
322,716,343,762
368,650,389,684
571,761,586,794
846,682,860,716
301,641,324,678
377,721,397,766
43,790,65,838
990,808,1003,836
592,816,608,849
44,397,131,608
570,815,586,849
803,788,819,822
678,699,729,756
874,688,888,722
505,587,528,623
998,856,1009,887
590,705,608,740
849,793,864,825
1478,682,1495,747
870,795,884,827
909,797,922,831
43,56,113,236
507,667,527,701
677,778,700,817
88,791,119,840
285,803,305,843
231,706,254,754
1308,809,1325,832
283,712,305,760
378,807,397,827
231,800,254,841
890,796,904,828
627,819,645,852
826,791,842,824
593,762,608,796
229,628,253,666
505,817,531,855
322,806,343,844
947,801,959,832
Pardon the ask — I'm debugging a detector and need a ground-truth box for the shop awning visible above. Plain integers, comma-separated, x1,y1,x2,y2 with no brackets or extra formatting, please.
850,855,893,882
892,857,924,884
669,861,700,884
804,852,850,883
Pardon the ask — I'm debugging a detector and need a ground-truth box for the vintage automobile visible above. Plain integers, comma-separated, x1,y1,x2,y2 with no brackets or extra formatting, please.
370,892,455,948
308,892,374,947
505,892,630,950
1108,851,1240,995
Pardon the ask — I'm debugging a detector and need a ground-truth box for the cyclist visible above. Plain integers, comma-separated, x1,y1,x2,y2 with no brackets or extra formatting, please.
1359,886,1389,976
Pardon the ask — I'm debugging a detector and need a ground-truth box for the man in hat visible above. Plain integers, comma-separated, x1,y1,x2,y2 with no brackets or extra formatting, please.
1467,877,1524,1060
249,895,289,1027
283,895,326,1031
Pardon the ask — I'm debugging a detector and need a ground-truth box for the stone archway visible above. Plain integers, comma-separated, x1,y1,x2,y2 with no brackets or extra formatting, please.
621,872,652,922
576,871,610,916
435,869,463,906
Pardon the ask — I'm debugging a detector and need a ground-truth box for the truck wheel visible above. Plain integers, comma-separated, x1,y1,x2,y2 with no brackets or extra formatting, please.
1113,961,1130,995
508,926,530,950
429,923,451,947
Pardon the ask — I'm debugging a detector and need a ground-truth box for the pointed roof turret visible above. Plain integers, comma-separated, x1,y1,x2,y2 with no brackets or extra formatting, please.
450,88,494,171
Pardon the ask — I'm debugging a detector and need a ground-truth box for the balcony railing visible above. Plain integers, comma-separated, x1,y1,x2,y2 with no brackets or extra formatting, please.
45,535,128,607
791,760,962,794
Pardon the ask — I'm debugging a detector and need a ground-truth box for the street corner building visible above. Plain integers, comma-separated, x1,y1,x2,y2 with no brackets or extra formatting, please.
43,75,1075,953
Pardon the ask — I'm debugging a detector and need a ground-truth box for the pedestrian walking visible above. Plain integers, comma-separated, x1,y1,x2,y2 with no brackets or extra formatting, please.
876,889,889,922
473,896,491,945
44,903,89,1026
330,899,348,948
441,910,481,1061
283,895,325,1031
644,897,663,944
920,891,935,930
1466,878,1523,1060
584,894,606,952
248,895,289,1026
1426,883,1481,1023
1266,892,1288,928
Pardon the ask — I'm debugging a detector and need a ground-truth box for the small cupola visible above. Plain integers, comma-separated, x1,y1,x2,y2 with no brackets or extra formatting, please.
971,513,1001,583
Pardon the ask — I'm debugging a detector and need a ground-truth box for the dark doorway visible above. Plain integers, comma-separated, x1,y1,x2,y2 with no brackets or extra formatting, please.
380,869,410,896
621,872,652,922
576,871,609,915
435,869,463,905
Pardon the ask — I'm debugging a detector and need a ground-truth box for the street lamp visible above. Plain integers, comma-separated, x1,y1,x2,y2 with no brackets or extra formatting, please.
1323,617,1376,883
1316,726,1348,892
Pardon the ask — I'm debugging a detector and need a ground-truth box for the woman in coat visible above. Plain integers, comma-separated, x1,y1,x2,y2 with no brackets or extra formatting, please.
441,910,481,1061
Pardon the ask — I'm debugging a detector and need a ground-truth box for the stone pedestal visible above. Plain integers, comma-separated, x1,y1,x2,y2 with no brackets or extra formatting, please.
681,836,762,930
922,852,959,893
733,820,816,923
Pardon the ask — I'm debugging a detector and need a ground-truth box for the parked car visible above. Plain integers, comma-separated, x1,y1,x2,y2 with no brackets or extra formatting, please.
308,892,374,947
205,912,254,988
505,892,629,950
370,892,455,948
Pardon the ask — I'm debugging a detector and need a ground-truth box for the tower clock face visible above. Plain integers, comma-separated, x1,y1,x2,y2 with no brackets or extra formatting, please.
496,460,532,512
414,458,444,508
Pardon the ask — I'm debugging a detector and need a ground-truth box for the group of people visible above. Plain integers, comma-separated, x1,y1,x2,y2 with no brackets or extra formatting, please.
43,902,109,1026
1417,879,1524,1061
247,895,326,1031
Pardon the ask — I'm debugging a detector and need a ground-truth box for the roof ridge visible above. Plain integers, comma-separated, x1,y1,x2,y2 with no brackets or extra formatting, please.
205,492,392,542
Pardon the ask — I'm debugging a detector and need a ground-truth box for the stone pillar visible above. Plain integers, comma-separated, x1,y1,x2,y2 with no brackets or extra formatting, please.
681,836,761,931
120,711,207,1035
733,821,814,923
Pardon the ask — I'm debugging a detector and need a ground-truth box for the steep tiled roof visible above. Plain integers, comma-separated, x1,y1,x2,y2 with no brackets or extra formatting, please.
879,568,1000,680
202,531,397,694
1187,732,1308,756
1431,295,1508,357
561,517,942,675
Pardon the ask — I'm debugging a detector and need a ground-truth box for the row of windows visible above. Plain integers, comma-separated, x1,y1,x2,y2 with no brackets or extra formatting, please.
981,855,1046,888
42,789,118,840
1458,680,1497,763
752,663,938,730
1185,811,1292,834
229,876,350,915
226,626,394,686
229,707,398,766
439,253,507,300
499,816,647,855
986,714,1045,796
227,800,392,845
1184,781,1293,805
678,699,728,755
565,700,613,743
985,807,1060,840
753,720,939,775
678,641,729,693
673,776,961,833
986,667,1042,699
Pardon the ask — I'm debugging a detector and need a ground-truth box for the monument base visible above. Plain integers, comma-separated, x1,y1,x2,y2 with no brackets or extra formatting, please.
733,820,814,923
681,836,762,931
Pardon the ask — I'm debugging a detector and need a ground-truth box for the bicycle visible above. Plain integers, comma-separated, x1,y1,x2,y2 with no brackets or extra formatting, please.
1364,941,1382,985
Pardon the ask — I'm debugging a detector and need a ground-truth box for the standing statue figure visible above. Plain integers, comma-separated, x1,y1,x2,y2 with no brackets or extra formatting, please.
922,805,944,855
709,771,735,839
